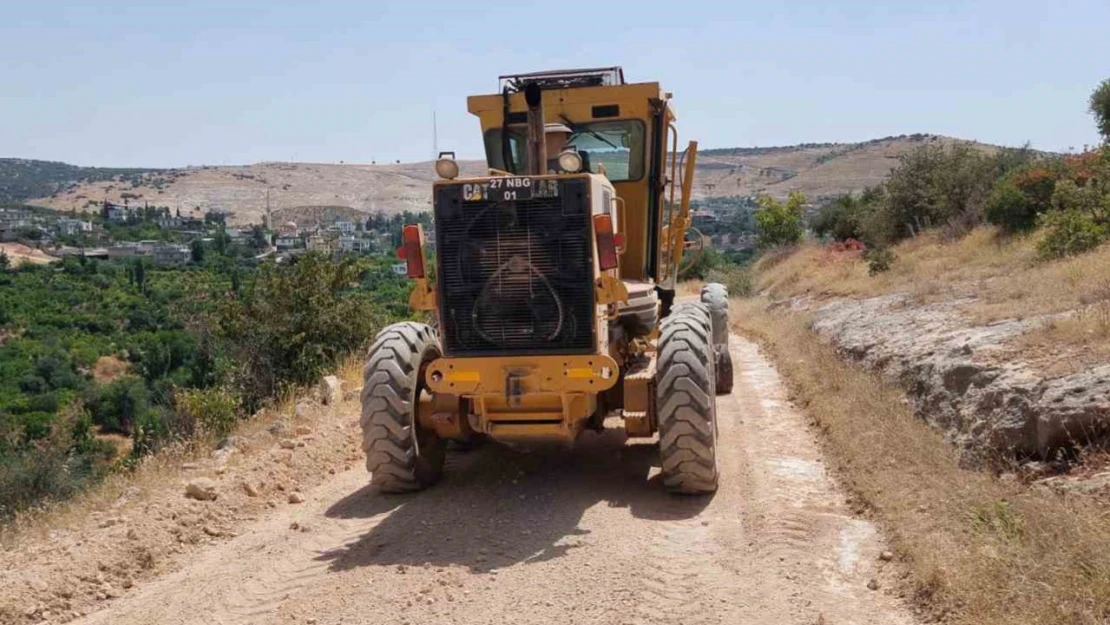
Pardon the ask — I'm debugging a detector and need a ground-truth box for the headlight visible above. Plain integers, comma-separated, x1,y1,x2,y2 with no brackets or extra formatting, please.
435,152,459,179
557,150,583,173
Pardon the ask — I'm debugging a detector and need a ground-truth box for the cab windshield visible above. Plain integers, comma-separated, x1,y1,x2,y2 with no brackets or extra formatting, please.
483,120,645,182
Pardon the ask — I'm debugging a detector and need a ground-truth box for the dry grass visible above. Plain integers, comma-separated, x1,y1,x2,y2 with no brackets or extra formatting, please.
755,228,1038,304
1012,303,1110,375
337,353,366,392
733,297,1110,625
91,355,129,383
758,228,1110,322
756,228,1110,373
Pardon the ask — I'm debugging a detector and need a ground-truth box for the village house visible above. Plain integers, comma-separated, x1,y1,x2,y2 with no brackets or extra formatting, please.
338,234,373,253
275,234,303,250
305,233,337,253
106,206,134,222
107,242,153,260
57,218,93,236
152,242,191,266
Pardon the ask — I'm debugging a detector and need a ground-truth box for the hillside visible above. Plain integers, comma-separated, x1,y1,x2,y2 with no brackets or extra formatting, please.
692,133,1003,201
9,160,487,225
6,134,1001,225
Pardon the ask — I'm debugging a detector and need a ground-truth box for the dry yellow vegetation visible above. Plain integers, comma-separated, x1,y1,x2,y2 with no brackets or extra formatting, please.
732,298,1110,625
754,227,1110,374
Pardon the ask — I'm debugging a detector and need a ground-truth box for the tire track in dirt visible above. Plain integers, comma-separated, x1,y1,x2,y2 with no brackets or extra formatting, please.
65,334,918,625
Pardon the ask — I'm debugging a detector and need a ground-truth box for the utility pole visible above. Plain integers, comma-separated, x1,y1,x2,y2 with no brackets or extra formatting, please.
433,111,438,158
265,187,272,231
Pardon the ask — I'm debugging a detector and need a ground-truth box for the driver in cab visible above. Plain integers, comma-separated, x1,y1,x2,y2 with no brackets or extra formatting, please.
545,123,591,174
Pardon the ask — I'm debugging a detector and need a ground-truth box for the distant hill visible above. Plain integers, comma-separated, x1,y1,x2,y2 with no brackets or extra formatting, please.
7,160,487,224
0,158,161,205
4,134,1013,224
690,134,1009,202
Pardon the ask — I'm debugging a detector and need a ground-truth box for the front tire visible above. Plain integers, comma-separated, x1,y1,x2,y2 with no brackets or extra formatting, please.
360,322,446,493
656,303,720,494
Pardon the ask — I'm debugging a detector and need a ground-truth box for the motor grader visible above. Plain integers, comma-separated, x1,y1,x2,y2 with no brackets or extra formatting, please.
361,67,733,495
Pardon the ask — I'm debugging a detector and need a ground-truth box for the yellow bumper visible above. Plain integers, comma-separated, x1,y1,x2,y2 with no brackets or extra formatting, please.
425,354,619,396
424,354,619,443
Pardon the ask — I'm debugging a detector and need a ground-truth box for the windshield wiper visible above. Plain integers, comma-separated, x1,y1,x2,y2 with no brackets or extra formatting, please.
559,114,620,150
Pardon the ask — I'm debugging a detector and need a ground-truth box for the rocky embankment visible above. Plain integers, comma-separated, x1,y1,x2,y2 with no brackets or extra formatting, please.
801,295,1110,473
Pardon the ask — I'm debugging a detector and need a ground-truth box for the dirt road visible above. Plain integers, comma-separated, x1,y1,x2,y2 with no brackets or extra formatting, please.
64,336,915,625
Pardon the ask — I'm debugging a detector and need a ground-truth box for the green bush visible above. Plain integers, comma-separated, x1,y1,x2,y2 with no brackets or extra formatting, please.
810,187,892,247
1036,209,1110,259
811,194,862,241
176,387,240,438
684,247,722,280
986,181,1036,233
217,254,388,410
884,144,997,239
129,407,170,458
88,376,150,433
754,192,806,248
986,167,1058,234
865,247,895,275
706,265,754,297
0,409,115,520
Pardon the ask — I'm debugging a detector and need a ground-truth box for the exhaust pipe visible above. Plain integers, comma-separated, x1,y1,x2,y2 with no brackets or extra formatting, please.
524,82,546,175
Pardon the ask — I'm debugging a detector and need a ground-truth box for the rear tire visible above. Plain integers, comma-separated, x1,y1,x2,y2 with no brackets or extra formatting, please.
656,302,719,494
360,322,446,493
701,284,734,395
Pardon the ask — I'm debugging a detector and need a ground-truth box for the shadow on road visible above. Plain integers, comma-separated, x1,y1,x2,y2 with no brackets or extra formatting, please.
318,426,712,573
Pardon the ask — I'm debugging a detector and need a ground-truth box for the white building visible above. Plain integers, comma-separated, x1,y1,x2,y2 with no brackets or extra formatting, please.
275,235,303,250
152,243,191,266
338,235,373,253
107,207,133,222
57,219,93,236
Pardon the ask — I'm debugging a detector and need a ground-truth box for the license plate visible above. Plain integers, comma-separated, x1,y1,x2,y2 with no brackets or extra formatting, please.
461,177,560,202
486,176,533,202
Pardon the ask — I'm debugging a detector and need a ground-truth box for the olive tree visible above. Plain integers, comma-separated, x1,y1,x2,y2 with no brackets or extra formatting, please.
1090,78,1110,141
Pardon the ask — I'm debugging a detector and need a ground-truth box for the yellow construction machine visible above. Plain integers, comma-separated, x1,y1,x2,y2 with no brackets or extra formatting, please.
361,67,733,494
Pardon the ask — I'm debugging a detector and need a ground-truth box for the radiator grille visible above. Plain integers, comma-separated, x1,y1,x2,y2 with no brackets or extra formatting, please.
434,180,594,356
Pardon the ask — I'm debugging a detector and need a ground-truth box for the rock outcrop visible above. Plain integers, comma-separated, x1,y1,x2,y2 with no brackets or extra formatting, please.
809,295,1110,461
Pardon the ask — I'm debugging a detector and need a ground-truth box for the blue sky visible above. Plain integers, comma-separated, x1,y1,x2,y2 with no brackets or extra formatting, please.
2,0,1107,167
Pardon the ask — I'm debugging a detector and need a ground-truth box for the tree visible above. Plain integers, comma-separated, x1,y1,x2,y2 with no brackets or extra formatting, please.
0,250,9,270
811,194,864,241
985,166,1057,233
128,259,147,294
213,227,230,256
89,376,150,433
1090,78,1110,141
190,239,206,263
754,192,806,248
216,254,385,409
249,225,268,250
882,144,1003,239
